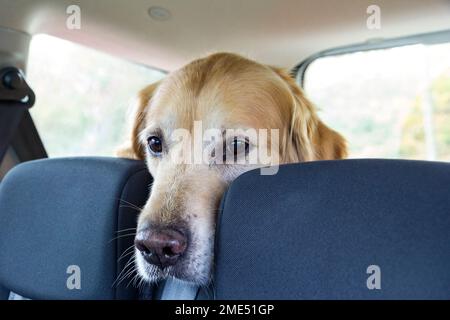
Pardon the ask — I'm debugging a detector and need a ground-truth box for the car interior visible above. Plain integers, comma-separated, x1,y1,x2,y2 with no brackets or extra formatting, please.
0,0,450,301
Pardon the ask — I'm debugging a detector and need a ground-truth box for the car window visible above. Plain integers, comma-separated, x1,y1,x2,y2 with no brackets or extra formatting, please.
27,34,166,157
303,42,450,161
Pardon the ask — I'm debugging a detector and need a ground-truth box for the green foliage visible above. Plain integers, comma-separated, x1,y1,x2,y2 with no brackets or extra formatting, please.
306,43,450,161
399,71,450,160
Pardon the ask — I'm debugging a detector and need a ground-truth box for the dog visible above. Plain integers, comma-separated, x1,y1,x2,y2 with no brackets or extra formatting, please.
117,52,347,285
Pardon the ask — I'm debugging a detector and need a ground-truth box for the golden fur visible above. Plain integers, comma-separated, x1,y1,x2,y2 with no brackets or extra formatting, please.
117,53,347,284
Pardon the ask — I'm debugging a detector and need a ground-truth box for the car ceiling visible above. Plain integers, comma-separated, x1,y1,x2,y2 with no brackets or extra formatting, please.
0,0,449,71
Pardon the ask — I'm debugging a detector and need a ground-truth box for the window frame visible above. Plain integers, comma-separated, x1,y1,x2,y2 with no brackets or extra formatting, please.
292,29,450,88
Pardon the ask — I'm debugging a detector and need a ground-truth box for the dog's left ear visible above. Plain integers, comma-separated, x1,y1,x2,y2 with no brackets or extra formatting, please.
312,120,348,160
116,81,161,160
270,67,347,161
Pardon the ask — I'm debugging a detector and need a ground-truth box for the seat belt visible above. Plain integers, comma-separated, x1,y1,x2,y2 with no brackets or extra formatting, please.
0,67,35,163
152,278,200,300
159,278,199,300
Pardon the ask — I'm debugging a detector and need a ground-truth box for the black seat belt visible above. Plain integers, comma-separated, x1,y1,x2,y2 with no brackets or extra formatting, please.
0,67,35,163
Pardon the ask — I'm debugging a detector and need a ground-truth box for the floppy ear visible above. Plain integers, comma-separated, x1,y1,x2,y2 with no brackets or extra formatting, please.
116,81,160,160
312,120,347,160
270,67,347,161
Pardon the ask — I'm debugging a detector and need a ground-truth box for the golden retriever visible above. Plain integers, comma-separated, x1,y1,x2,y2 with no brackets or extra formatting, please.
118,52,346,285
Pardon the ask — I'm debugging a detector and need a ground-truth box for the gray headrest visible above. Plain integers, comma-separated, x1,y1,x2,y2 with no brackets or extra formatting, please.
0,157,151,299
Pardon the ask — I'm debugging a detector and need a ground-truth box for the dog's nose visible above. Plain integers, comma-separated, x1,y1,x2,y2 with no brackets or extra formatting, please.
135,228,187,268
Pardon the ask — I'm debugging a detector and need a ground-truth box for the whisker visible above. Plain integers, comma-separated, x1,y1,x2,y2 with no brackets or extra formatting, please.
109,233,136,243
130,272,142,288
118,265,137,286
118,248,135,263
131,273,139,287
116,227,137,234
119,205,143,212
118,199,143,211
138,277,146,292
118,245,136,262
116,265,136,288
113,255,135,287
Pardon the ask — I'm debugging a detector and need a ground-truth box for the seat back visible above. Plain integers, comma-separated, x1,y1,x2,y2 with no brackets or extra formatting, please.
214,159,450,299
0,157,152,299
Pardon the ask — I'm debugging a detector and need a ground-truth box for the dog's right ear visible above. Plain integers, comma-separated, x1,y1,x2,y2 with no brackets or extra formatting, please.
116,81,160,160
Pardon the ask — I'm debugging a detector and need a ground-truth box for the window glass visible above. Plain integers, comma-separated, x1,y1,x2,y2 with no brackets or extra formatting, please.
27,34,165,157
303,42,450,161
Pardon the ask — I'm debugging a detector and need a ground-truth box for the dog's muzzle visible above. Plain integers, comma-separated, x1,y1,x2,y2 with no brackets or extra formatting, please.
135,227,188,269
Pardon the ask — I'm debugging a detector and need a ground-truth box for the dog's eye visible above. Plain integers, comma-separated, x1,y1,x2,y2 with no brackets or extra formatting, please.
223,137,250,162
147,136,163,155
232,138,249,155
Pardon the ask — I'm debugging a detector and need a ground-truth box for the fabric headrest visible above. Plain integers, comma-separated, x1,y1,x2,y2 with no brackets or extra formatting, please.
0,157,151,299
215,159,450,299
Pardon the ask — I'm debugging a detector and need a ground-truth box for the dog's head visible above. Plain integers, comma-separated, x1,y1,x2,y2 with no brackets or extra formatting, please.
118,53,346,285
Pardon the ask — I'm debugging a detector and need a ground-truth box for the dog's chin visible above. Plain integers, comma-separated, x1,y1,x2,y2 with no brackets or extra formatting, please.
135,249,212,286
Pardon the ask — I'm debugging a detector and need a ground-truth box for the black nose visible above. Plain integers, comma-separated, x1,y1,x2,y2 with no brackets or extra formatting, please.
135,228,187,268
